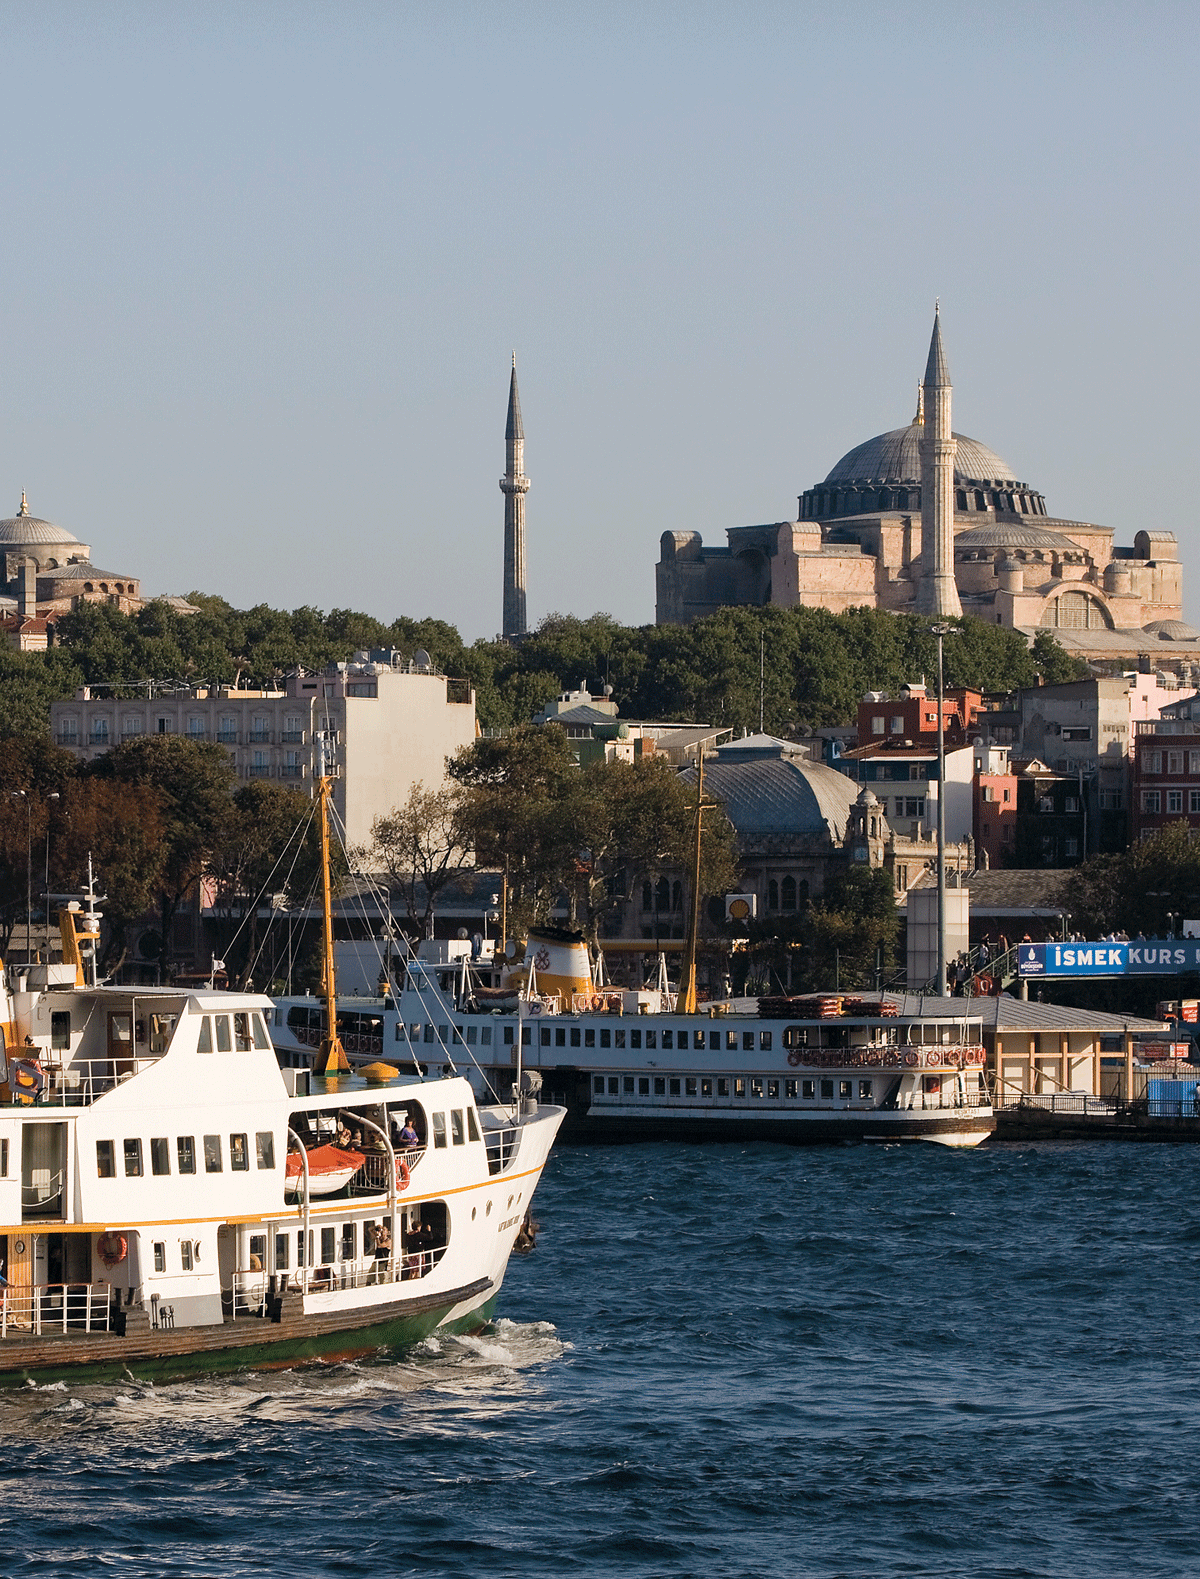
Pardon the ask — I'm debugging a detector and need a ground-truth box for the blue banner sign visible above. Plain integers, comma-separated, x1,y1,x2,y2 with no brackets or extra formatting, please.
1018,942,1200,978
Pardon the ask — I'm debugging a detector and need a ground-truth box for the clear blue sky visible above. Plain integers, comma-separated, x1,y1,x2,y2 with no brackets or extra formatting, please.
1,3,1196,641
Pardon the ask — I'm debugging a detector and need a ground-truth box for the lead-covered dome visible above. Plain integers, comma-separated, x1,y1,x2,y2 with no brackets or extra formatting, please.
824,425,1018,487
0,492,81,548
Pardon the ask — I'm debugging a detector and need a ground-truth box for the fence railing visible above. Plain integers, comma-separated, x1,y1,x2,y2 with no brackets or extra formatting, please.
0,1281,113,1338
1019,1093,1118,1116
230,1244,447,1316
484,1126,522,1174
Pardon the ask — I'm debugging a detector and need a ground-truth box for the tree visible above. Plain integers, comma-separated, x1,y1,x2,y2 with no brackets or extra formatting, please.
1062,823,1200,939
90,737,237,979
54,779,168,972
361,782,473,940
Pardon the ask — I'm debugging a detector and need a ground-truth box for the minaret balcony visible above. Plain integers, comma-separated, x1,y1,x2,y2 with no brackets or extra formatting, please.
499,475,531,494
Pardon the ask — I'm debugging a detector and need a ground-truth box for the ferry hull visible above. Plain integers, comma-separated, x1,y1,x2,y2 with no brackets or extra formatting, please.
565,1108,994,1148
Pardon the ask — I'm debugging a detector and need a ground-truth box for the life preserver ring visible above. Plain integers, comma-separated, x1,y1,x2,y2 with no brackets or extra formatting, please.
9,1058,43,1098
591,995,603,1011
787,1049,803,1067
884,1052,899,1068
927,1051,943,1068
97,1232,127,1268
396,1158,411,1191
526,1001,542,1017
902,1051,919,1067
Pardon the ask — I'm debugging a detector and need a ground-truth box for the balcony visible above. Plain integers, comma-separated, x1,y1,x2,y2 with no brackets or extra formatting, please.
185,729,208,741
55,733,79,748
280,764,303,779
248,730,271,744
280,730,304,743
216,730,238,744
247,765,272,778
120,731,144,743
88,732,111,746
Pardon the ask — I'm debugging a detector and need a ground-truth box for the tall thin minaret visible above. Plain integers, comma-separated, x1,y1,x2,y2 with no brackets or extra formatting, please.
500,355,529,639
915,307,962,618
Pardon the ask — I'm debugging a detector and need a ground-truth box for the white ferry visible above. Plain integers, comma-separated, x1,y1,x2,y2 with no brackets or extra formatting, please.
0,787,563,1385
274,928,994,1149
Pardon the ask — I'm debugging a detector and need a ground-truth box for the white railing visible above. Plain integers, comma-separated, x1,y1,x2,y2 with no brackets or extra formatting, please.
349,1146,425,1195
484,1126,522,1174
4,1055,167,1109
230,1245,447,1316
0,1281,113,1338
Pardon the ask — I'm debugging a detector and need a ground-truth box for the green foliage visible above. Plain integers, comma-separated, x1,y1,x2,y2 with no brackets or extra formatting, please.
1062,823,1200,939
1029,629,1090,685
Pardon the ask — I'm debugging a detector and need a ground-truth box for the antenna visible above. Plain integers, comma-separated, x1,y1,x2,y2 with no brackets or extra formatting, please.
760,634,765,734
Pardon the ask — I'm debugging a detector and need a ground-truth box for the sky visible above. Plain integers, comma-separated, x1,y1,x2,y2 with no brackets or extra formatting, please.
1,2,1197,642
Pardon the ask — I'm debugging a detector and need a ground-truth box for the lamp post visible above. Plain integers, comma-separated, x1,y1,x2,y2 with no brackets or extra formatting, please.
929,624,954,997
43,792,59,960
9,790,30,966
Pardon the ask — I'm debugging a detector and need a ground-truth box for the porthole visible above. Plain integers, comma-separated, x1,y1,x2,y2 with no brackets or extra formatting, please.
471,1207,477,1221
486,1200,492,1217
507,1194,514,1209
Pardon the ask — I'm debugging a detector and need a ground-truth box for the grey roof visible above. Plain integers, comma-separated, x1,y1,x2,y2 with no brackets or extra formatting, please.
685,754,857,841
45,562,134,583
505,363,524,441
0,512,80,545
1143,620,1200,641
885,993,1166,1034
823,424,1019,487
953,521,1085,554
923,310,950,387
551,704,619,727
901,869,1072,915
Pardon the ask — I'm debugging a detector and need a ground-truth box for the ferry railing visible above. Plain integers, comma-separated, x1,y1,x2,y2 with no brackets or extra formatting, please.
0,1281,113,1338
3,1055,168,1108
483,1126,522,1175
1019,1093,1118,1117
349,1145,425,1195
230,1244,448,1316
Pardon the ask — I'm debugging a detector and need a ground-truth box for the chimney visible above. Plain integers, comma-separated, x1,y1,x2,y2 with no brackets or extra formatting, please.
17,559,35,619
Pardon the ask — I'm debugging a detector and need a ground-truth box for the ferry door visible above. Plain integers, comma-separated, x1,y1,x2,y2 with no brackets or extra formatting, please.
21,1122,67,1220
4,1233,34,1329
217,1226,235,1320
107,1012,134,1079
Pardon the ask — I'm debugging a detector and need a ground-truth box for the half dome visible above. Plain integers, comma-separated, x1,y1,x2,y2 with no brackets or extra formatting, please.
1143,620,1200,642
953,522,1084,554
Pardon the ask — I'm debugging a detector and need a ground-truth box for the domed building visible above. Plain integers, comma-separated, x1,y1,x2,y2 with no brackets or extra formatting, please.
0,491,148,631
656,314,1185,665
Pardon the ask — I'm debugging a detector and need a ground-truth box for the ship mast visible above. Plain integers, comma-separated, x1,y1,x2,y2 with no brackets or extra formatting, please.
678,745,705,1015
312,740,350,1077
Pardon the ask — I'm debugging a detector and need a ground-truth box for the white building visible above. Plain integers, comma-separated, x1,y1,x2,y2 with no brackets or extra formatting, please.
51,650,477,849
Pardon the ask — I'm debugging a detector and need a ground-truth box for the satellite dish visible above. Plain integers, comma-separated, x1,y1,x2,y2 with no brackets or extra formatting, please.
414,648,432,672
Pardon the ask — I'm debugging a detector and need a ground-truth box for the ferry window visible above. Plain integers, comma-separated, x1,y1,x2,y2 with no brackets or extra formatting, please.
51,1011,70,1050
432,1113,447,1148
438,1025,449,1044
820,1080,834,1099
150,1014,177,1055
468,1108,481,1141
153,1242,165,1272
466,1025,477,1045
96,1140,115,1178
150,1138,170,1176
215,1016,232,1053
555,1028,566,1047
629,1030,641,1049
686,1077,697,1096
662,1030,673,1049
639,1078,650,1096
274,1234,289,1271
700,1078,713,1097
584,1029,595,1048
181,1241,194,1271
341,1223,356,1261
521,1027,531,1047
124,1139,143,1177
321,1227,336,1264
645,1031,657,1050
751,1078,764,1098
203,1134,223,1173
197,1018,213,1054
859,1081,873,1100
760,1032,773,1051
717,1078,729,1097
252,1014,271,1050
177,1136,196,1174
0,1138,6,1176
726,1031,738,1050
503,1026,514,1046
424,1025,435,1044
783,1026,807,1050
481,1026,492,1046
256,1132,275,1169
297,1230,314,1267
608,1077,619,1094
785,1079,799,1098
668,1078,679,1095
451,1111,465,1145
767,1080,779,1099
600,1029,611,1048
654,1077,665,1095
230,1133,249,1171
742,1032,754,1052
249,1234,266,1268
839,1081,852,1099
623,1077,635,1094
540,1027,551,1046
709,1031,720,1050
570,1028,581,1048
594,1076,604,1094
453,1026,464,1045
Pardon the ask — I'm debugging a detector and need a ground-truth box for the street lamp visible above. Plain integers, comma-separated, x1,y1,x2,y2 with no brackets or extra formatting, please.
929,624,955,997
9,790,30,966
44,792,59,958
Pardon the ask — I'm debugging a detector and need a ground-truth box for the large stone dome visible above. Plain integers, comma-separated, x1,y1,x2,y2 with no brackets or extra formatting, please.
0,493,81,548
824,424,1019,487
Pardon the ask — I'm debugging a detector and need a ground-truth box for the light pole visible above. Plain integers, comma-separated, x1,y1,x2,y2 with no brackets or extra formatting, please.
930,624,954,997
43,792,59,959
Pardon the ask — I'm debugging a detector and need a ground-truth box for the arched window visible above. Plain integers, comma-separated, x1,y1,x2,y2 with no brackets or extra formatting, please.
829,492,839,514
799,879,809,906
672,881,682,912
781,876,797,911
656,877,670,912
896,490,909,510
768,879,779,911
956,490,967,511
880,490,892,510
641,881,652,912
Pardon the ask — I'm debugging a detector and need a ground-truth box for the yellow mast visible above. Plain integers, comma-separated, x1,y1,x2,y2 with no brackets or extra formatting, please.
312,770,350,1078
678,745,705,1015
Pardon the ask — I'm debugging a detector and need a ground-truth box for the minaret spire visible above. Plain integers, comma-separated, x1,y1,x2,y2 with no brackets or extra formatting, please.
500,358,530,639
915,306,962,619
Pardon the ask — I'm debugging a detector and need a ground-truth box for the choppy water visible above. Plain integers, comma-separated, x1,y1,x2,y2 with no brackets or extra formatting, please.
6,1141,1200,1577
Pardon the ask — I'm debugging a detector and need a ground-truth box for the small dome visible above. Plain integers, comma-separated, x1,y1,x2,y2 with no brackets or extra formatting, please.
1143,620,1200,642
856,787,880,807
823,425,1019,487
953,522,1085,554
0,493,80,547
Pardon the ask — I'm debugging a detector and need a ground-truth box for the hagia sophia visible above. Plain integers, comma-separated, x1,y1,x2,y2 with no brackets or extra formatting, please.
656,313,1194,669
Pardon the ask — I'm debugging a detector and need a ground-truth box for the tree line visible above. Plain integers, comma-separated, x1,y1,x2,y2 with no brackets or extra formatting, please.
0,595,1087,739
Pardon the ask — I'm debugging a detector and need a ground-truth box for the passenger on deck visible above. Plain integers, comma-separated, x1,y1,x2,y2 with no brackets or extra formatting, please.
397,1113,419,1148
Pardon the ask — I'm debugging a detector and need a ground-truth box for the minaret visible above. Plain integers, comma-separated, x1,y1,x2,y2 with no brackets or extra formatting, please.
500,355,529,639
915,307,962,618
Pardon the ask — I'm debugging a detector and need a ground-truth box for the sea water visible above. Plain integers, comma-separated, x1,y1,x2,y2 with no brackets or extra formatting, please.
5,1141,1200,1578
